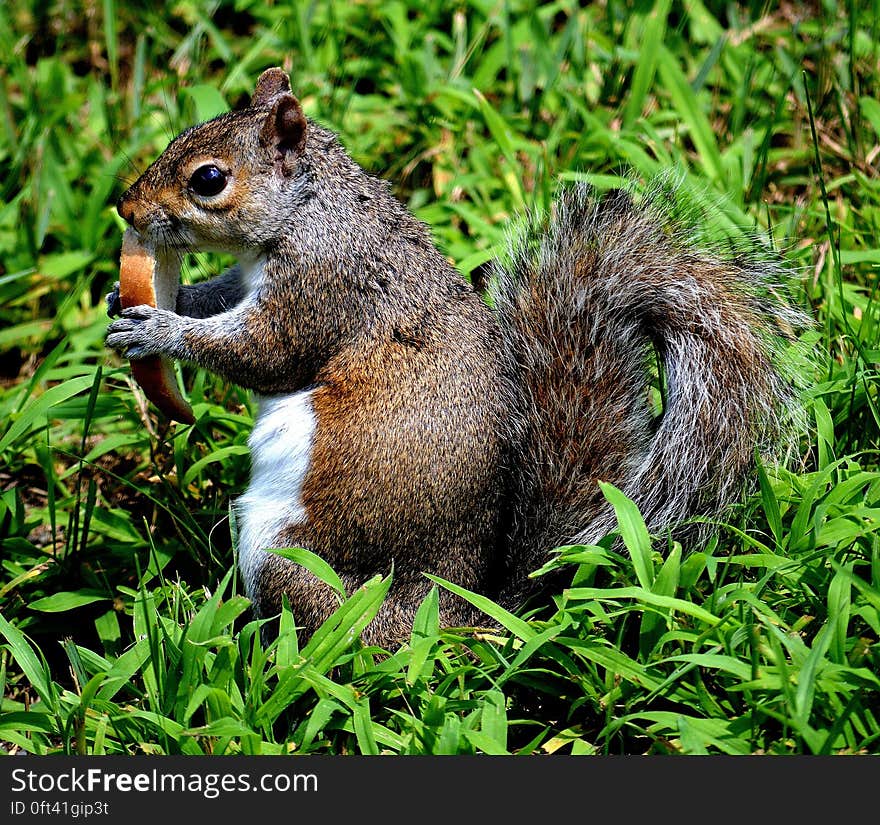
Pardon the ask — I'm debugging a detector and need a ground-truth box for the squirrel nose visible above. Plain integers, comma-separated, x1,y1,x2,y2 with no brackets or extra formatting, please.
117,196,135,227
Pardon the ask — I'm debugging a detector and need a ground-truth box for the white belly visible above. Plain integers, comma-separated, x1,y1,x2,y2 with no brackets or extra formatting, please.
235,388,316,597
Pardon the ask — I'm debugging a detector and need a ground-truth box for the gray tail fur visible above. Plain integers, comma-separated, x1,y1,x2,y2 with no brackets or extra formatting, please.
491,182,809,603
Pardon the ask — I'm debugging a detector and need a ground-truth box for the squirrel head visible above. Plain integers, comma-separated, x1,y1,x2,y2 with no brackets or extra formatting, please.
117,68,311,254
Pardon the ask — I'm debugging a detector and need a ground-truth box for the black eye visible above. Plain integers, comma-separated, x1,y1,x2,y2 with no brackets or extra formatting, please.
189,164,227,197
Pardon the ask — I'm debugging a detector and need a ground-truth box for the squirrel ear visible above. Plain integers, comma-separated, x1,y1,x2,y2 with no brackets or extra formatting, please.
259,94,308,170
252,67,291,107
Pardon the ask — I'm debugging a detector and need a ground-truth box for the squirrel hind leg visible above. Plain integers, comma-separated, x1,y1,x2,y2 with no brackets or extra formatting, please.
253,552,485,650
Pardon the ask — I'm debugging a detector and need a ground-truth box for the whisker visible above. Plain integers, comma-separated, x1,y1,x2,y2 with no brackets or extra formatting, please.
117,148,144,179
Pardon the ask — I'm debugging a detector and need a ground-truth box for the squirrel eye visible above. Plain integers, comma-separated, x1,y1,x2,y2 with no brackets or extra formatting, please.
189,164,228,197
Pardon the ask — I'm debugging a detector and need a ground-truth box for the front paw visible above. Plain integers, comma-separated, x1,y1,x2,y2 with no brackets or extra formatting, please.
106,305,178,360
105,282,122,318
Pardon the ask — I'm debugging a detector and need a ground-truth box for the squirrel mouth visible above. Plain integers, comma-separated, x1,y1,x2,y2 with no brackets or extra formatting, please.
144,220,191,252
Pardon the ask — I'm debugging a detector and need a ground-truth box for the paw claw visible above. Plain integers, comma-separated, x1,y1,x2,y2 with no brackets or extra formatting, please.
121,304,155,321
107,318,134,335
105,282,122,318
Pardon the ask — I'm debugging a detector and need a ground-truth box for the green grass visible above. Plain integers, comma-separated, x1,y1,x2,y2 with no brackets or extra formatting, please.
1,0,879,755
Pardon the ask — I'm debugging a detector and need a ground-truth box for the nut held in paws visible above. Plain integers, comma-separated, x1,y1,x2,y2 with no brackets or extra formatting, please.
118,228,195,424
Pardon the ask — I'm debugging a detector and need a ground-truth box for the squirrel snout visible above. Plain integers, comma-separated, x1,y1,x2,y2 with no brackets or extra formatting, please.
117,195,136,227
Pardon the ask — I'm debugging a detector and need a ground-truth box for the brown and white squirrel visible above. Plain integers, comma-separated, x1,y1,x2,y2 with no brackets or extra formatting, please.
106,68,807,647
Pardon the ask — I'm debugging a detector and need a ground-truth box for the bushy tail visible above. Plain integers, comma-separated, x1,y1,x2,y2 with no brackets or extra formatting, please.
492,183,809,602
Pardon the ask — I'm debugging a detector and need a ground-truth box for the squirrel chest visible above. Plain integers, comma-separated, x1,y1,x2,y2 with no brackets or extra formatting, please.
235,389,317,596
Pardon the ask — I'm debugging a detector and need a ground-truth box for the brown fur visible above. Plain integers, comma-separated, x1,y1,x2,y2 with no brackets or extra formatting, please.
254,280,509,644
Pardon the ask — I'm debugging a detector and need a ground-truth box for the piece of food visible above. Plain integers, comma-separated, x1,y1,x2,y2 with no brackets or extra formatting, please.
118,228,195,424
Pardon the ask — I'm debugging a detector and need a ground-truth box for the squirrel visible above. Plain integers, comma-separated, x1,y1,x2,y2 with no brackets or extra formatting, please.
106,67,807,647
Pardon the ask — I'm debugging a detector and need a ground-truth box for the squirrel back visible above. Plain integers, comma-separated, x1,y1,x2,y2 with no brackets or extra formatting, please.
108,69,809,646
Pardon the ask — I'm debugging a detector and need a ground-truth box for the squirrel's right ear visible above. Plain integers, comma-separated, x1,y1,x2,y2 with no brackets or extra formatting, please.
259,94,308,172
252,67,292,107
